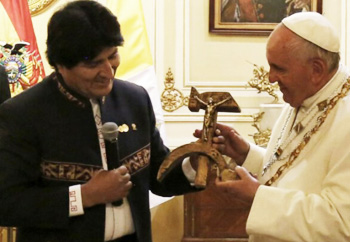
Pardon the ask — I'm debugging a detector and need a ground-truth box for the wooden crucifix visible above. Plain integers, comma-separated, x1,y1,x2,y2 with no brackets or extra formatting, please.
157,87,241,188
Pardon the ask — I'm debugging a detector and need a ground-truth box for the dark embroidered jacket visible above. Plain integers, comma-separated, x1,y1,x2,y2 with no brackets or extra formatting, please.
0,73,196,242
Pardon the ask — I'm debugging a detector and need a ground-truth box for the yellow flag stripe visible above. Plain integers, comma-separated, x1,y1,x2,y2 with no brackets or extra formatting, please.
106,0,153,79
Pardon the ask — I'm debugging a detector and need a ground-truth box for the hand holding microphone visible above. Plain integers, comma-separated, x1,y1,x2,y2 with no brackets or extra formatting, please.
81,167,132,208
81,122,132,208
101,122,130,206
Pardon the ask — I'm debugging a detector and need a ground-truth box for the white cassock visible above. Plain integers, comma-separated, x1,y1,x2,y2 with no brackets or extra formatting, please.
243,64,350,242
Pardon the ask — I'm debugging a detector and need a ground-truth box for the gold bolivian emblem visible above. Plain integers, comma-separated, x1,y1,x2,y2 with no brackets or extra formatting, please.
28,0,57,16
0,41,44,96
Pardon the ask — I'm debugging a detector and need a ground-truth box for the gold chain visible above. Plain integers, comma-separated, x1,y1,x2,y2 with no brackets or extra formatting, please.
265,77,350,186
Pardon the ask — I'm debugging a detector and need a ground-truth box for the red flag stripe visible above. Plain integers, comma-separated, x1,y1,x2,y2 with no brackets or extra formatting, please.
1,0,38,53
1,0,45,79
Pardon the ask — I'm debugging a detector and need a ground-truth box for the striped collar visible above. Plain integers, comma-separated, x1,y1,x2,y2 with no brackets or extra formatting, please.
53,72,92,108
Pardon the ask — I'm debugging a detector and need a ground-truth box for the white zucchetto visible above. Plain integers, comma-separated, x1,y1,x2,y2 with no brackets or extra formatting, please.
282,12,340,53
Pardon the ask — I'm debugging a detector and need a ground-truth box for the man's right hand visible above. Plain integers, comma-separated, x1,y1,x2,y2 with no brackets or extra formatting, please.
81,166,132,208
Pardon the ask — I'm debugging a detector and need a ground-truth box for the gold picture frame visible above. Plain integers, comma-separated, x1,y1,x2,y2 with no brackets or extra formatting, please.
209,0,323,36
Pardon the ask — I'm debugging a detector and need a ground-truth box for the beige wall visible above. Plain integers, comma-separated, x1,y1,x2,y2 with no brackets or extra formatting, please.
26,1,349,242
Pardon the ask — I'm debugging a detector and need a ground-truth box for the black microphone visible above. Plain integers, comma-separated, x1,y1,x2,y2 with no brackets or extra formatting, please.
101,122,123,206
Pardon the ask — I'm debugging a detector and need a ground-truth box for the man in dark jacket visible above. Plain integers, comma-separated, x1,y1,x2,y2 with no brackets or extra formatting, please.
0,1,199,241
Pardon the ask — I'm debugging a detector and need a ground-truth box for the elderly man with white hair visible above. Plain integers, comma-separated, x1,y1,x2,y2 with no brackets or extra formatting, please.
194,12,350,242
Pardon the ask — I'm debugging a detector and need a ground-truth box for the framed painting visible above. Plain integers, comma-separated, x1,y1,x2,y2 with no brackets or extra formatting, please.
209,0,323,35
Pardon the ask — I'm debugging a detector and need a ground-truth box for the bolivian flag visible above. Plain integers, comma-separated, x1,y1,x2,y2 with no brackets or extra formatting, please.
0,0,45,96
104,0,167,142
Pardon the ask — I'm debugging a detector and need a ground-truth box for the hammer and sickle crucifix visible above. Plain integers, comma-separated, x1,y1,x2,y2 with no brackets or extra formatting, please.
157,87,241,188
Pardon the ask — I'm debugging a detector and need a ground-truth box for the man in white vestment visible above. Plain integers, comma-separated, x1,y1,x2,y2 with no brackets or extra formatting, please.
194,12,350,241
